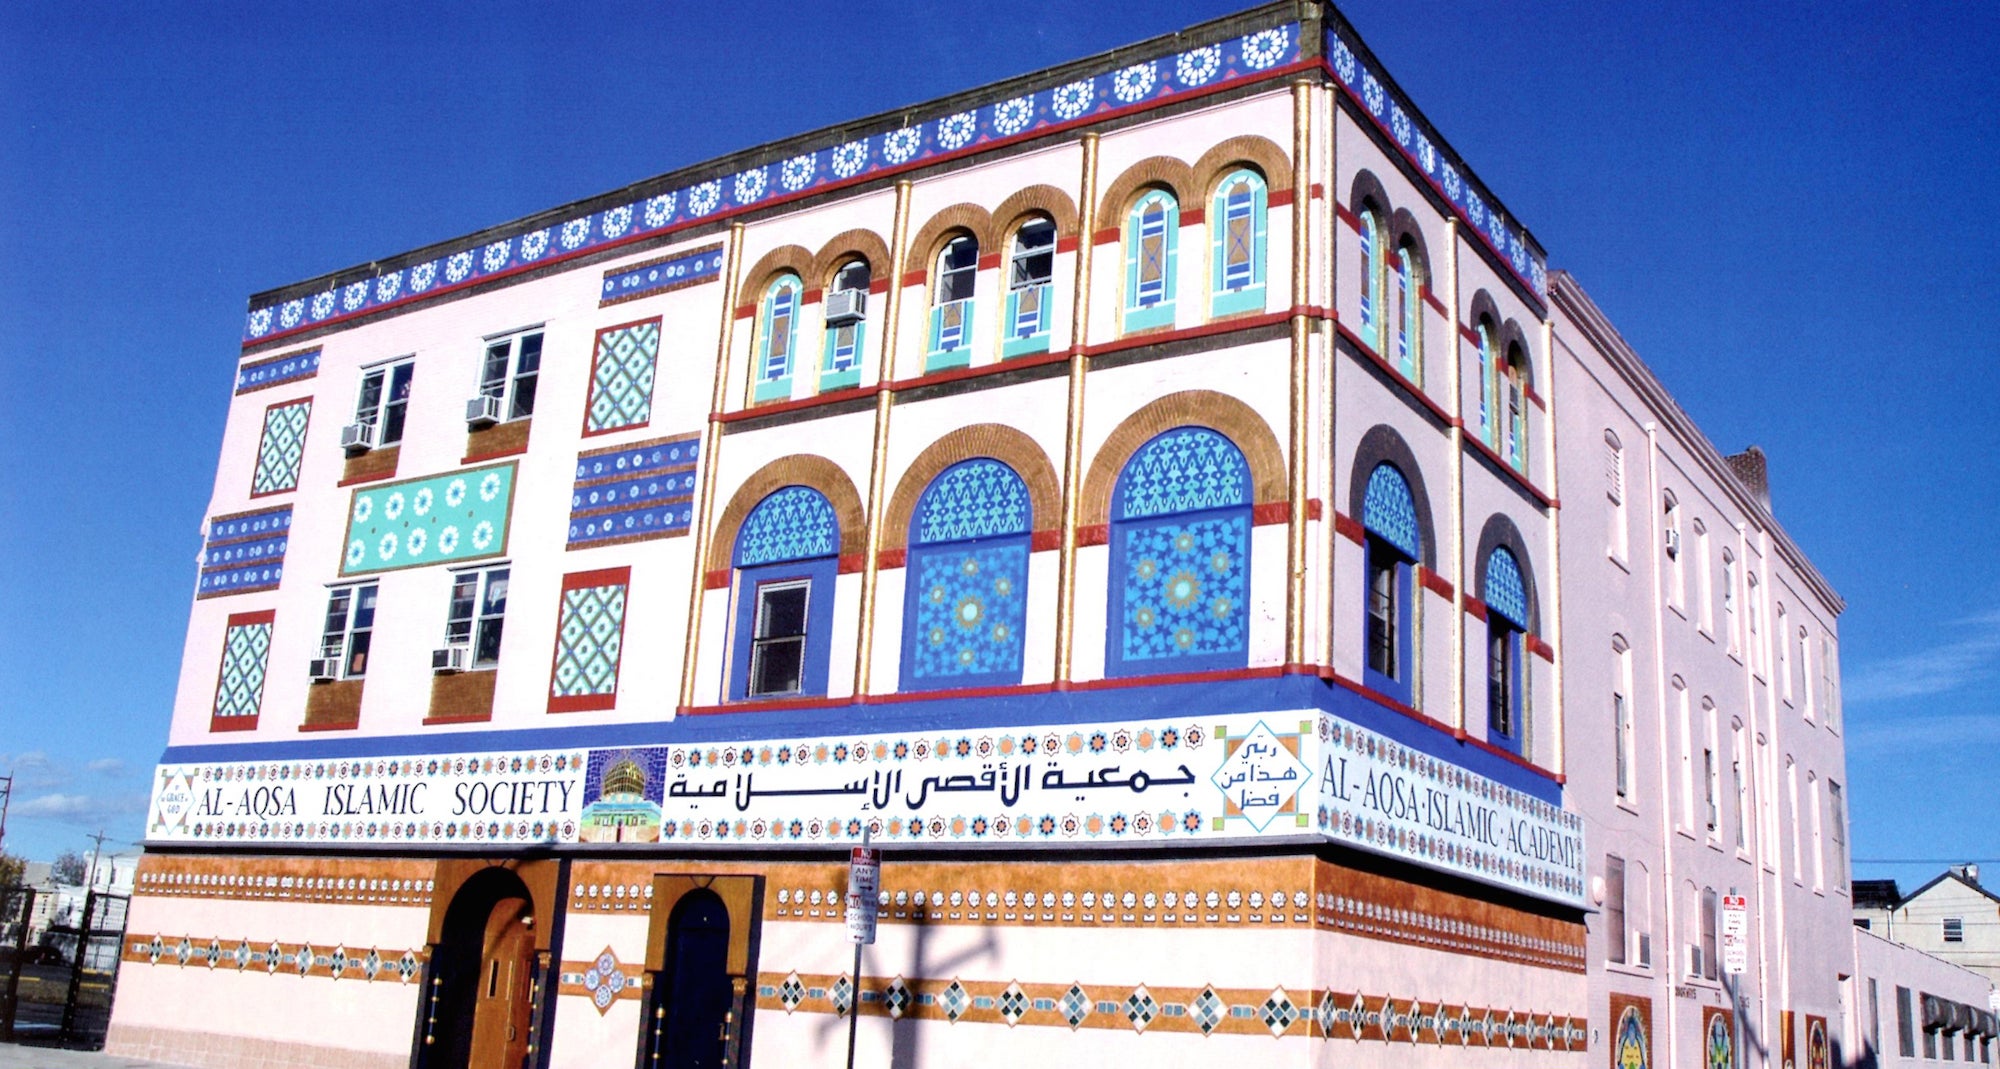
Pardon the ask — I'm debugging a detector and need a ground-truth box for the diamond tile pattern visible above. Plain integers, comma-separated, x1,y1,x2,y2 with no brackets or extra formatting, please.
1191,986,1226,1035
212,620,272,720
550,582,628,700
251,400,310,495
735,486,837,566
884,977,912,1019
1116,427,1249,520
1060,984,1091,1029
1125,985,1158,1032
999,982,1028,1026
941,980,969,1022
780,972,806,1012
587,321,659,433
1362,463,1420,558
832,975,854,1016
1262,988,1299,1036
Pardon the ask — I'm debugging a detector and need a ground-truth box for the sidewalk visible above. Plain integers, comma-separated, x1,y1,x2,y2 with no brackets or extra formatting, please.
0,1045,188,1069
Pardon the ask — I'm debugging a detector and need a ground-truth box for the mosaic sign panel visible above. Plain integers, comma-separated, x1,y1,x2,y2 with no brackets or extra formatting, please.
250,399,311,496
197,506,291,598
339,463,516,575
567,432,700,549
234,348,319,394
145,705,1585,906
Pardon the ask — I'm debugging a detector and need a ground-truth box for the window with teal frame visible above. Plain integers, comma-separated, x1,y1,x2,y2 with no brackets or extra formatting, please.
820,259,869,392
1122,189,1178,333
1393,243,1421,383
1002,218,1056,358
927,235,978,372
1209,170,1267,318
1357,208,1383,349
1503,342,1529,471
1476,319,1497,449
753,274,803,403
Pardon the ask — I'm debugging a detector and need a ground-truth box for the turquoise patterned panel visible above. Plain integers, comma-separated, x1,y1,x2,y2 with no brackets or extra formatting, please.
212,621,272,720
340,463,516,575
1361,464,1420,559
735,486,837,566
1117,428,1249,520
1484,547,1528,627
914,460,1031,544
905,542,1028,683
1118,513,1249,663
552,583,628,699
586,322,659,433
251,400,311,495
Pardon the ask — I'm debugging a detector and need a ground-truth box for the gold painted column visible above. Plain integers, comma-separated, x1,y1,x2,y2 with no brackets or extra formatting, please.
1285,79,1314,667
1053,132,1099,683
1539,315,1565,776
677,222,747,710
850,180,915,695
1442,219,1466,734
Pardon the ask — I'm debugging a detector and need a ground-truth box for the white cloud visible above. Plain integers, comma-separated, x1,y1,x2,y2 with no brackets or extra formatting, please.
86,758,126,777
1843,611,2000,706
13,791,150,825
0,751,68,790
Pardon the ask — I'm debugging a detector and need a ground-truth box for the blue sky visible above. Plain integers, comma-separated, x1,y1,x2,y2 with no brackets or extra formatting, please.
1,1,1993,887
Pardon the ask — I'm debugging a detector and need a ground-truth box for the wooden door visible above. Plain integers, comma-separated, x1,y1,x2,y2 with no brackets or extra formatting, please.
467,896,536,1069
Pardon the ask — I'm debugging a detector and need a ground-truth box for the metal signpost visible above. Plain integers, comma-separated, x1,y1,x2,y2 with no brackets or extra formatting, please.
843,834,880,1069
1722,890,1749,1069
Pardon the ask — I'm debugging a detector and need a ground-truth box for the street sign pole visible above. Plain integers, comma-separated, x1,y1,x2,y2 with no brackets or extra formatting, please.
844,831,880,1069
1724,888,1748,1069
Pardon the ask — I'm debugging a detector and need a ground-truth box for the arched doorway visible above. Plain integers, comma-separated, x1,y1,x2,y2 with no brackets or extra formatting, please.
641,876,762,1069
427,868,540,1069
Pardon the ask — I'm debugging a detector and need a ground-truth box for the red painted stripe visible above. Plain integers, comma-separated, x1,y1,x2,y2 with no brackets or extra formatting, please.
1030,529,1060,552
1418,567,1455,600
1332,511,1366,544
1077,523,1109,547
1268,188,1295,208
226,609,277,627
876,547,907,570
561,566,631,592
837,553,865,574
704,569,730,590
547,694,618,714
1251,501,1289,526
1179,207,1205,226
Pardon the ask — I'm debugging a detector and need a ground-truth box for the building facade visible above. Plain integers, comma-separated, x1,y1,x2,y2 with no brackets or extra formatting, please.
1856,867,2000,988
1852,928,1997,1068
109,4,1858,1069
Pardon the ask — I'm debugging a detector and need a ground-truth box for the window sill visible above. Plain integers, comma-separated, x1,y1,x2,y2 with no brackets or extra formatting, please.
1668,602,1688,621
1604,962,1653,980
1615,797,1641,817
1606,551,1630,574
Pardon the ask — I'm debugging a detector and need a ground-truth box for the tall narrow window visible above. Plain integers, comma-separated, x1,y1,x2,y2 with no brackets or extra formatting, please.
1357,208,1382,348
1606,855,1628,964
1361,464,1421,705
901,459,1032,691
1613,637,1634,801
1699,887,1719,980
1483,547,1529,754
1476,319,1497,447
1722,548,1739,654
1664,491,1684,607
1809,772,1825,889
1732,724,1749,851
928,235,979,369
1210,170,1268,318
354,360,414,448
1822,636,1839,730
1502,342,1529,470
479,331,542,421
1123,189,1179,332
321,584,378,679
446,567,510,667
820,259,870,391
754,274,803,403
1800,627,1816,719
748,580,809,696
1787,757,1802,882
1696,521,1714,633
1606,429,1628,562
1703,739,1719,834
1777,603,1793,702
730,486,840,701
1747,571,1762,671
1897,986,1915,1058
1107,427,1251,677
1392,242,1422,381
1829,780,1847,889
1674,679,1693,827
1003,218,1056,357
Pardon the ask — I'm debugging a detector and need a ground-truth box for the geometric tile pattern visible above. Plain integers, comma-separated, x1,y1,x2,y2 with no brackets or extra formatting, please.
734,486,837,566
548,575,628,712
133,857,436,906
904,541,1027,685
234,348,320,394
567,432,700,549
585,320,659,434
600,244,726,307
557,947,640,1014
250,399,311,496
912,459,1031,544
340,463,515,575
243,27,1308,343
753,971,1588,1046
1483,546,1528,627
1116,427,1250,520
197,506,291,598
123,932,425,984
1361,463,1420,559
1116,513,1248,664
211,616,272,721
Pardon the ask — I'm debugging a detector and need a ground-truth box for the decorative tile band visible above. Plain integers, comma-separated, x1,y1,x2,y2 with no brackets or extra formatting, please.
558,946,645,1014
1322,23,1546,298
132,855,437,906
757,970,1586,1048
241,25,1303,345
197,505,292,598
122,931,425,984
567,432,700,549
600,244,725,308
340,462,517,575
235,347,321,394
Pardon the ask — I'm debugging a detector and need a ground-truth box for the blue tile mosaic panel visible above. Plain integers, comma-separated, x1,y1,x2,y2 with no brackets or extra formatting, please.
1323,24,1546,298
340,464,516,575
198,506,292,598
585,321,660,434
600,245,726,306
1361,464,1419,559
1117,428,1251,519
551,581,628,703
1117,514,1249,664
242,25,1303,343
234,349,320,394
905,542,1028,684
1484,548,1528,627
251,400,311,496
212,619,272,721
567,432,700,549
736,486,838,566
914,459,1031,543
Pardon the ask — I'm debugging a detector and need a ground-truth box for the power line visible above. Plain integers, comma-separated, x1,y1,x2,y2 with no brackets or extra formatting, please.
1852,858,1998,864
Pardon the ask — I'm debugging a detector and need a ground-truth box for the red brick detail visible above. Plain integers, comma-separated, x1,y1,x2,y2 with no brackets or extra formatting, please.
1056,235,1080,253
1092,226,1121,246
1306,498,1324,521
1179,207,1205,226
801,288,823,306
1418,567,1455,600
1251,501,1289,526
1332,511,1366,544
704,569,730,590
1269,188,1296,208
734,303,757,320
1464,597,1489,623
977,252,1002,271
1077,523,1109,547
838,553,866,575
1030,529,1060,552
900,269,927,288
877,547,907,570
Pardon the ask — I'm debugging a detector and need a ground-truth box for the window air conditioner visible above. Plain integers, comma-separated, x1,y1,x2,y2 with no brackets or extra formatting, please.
432,645,469,673
1664,528,1682,559
1685,944,1704,978
340,421,376,454
1923,995,1950,1029
824,287,867,325
465,394,504,428
307,657,340,682
1635,933,1652,968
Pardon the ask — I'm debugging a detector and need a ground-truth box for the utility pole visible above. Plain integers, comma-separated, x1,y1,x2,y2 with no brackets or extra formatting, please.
0,773,12,857
84,830,110,892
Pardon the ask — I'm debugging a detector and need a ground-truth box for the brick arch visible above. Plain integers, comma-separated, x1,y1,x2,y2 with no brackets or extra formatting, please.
904,204,995,284
882,425,1063,548
991,184,1081,244
1079,390,1288,526
1349,169,1392,217
1096,156,1199,221
739,244,815,296
1193,135,1294,197
708,455,868,572
810,229,893,291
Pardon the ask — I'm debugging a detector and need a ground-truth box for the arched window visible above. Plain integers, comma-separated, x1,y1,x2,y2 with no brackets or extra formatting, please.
1502,341,1529,470
1210,169,1268,317
820,258,870,392
927,234,978,370
1361,463,1420,704
901,459,1032,691
1123,189,1179,332
1483,546,1529,753
1475,318,1497,447
1357,208,1383,349
1107,427,1251,676
1003,217,1057,357
729,486,838,700
1392,241,1421,382
753,274,803,403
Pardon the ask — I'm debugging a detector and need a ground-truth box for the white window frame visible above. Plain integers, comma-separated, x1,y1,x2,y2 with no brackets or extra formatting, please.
478,328,544,422
446,565,511,668
321,582,378,680
354,357,416,447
